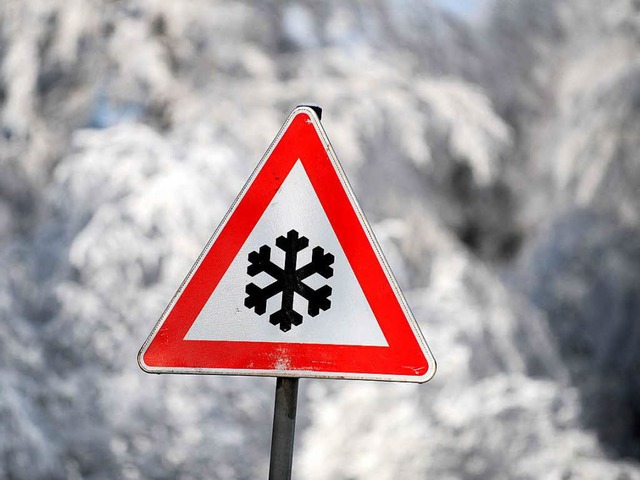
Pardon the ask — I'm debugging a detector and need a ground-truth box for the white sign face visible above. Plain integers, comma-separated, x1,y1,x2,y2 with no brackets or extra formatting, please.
185,160,388,346
138,106,436,382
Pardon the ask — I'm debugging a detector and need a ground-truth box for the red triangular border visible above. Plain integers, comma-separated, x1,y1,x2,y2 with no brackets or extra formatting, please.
138,107,436,382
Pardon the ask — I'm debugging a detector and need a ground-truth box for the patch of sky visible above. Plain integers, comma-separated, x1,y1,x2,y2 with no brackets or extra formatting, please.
86,90,143,129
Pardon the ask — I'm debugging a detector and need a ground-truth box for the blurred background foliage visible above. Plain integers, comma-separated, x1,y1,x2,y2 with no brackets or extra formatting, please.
0,0,639,478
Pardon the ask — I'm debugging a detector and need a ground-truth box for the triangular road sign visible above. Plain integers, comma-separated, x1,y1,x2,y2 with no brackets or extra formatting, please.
138,106,436,382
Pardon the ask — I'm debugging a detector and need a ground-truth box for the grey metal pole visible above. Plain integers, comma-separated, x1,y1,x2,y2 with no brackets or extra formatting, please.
268,377,299,480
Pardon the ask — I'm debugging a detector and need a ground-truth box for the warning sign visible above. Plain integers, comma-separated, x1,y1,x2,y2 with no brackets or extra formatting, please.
138,106,436,382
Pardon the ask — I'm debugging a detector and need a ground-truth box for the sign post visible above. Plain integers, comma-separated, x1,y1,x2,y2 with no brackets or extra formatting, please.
138,104,436,478
269,377,299,480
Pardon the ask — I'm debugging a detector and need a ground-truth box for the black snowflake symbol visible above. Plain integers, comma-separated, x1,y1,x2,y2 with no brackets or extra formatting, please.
244,230,334,332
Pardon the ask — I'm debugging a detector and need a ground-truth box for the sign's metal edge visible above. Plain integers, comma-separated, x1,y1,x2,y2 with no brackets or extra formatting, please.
137,106,437,384
135,365,431,383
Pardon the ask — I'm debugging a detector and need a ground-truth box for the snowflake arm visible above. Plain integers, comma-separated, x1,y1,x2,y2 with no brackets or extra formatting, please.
269,307,303,332
244,280,282,315
297,246,334,280
276,230,309,267
247,245,283,279
296,282,332,317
